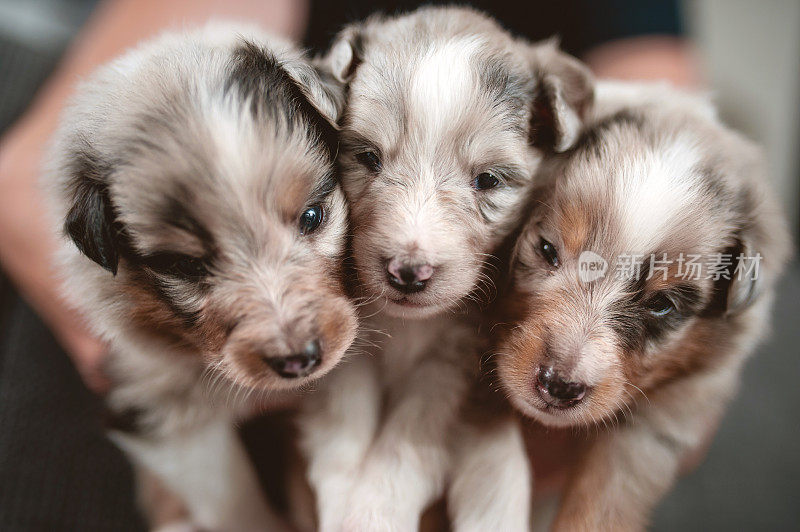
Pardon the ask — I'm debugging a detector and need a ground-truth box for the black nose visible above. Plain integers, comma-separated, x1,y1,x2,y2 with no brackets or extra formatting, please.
264,339,321,379
385,258,434,294
536,366,587,407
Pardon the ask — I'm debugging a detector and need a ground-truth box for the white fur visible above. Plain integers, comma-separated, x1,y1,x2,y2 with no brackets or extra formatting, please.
409,36,483,142
111,417,288,532
448,417,532,532
300,356,382,530
613,137,705,253
303,314,476,531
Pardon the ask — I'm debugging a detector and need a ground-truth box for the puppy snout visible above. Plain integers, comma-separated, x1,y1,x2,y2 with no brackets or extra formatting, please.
536,366,588,408
263,339,321,379
385,258,434,294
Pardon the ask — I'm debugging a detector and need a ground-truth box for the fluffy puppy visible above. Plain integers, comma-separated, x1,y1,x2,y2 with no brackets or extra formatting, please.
493,81,790,530
45,23,357,531
299,7,593,530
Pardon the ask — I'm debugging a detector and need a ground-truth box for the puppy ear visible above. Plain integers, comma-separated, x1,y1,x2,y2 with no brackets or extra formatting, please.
324,25,363,83
703,236,772,318
706,155,791,316
63,152,121,274
725,239,763,314
526,39,594,152
308,62,347,124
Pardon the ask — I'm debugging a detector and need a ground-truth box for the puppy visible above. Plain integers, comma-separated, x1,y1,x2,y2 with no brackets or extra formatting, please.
45,23,357,531
299,7,594,530
492,81,790,530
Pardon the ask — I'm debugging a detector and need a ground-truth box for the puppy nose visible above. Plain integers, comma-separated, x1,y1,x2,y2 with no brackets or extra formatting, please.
536,366,587,407
263,339,321,379
385,258,434,294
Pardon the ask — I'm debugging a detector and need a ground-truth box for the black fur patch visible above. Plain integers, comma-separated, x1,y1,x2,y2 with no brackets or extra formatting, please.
700,242,742,317
227,40,339,161
64,149,127,274
529,86,557,150
608,302,648,354
612,281,702,353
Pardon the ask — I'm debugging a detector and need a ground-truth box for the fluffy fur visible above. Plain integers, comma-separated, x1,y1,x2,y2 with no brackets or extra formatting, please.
45,23,357,531
492,81,791,530
298,7,593,531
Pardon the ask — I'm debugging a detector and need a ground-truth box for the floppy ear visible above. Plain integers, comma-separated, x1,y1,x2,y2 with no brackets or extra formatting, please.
309,62,347,123
323,25,363,84
720,212,790,316
63,152,121,274
702,238,761,317
724,238,764,314
707,168,790,317
527,39,594,153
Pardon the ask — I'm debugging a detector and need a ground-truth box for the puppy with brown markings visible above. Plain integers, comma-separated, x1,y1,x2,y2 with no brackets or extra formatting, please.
492,81,790,531
298,7,594,531
45,23,357,531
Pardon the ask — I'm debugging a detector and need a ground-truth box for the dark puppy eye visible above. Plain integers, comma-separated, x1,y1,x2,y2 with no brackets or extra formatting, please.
538,238,559,268
473,172,500,190
356,151,381,172
299,204,324,235
171,256,209,279
646,293,675,317
144,253,209,280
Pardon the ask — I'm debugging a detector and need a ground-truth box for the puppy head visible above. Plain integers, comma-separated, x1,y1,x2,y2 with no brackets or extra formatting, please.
57,27,357,390
322,7,593,318
496,85,789,427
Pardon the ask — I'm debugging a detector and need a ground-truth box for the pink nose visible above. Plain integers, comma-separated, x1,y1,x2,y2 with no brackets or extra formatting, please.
385,258,434,294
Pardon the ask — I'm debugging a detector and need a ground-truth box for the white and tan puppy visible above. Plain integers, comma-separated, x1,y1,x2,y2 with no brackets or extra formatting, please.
299,7,593,530
492,81,790,530
45,23,357,531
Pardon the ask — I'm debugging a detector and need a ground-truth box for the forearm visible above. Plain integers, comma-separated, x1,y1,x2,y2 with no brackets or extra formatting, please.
584,35,701,87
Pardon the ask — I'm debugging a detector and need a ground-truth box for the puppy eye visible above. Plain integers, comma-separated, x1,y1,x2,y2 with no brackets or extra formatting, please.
299,204,324,235
538,238,559,268
646,294,675,317
144,253,209,280
473,172,500,190
356,151,381,172
171,256,209,279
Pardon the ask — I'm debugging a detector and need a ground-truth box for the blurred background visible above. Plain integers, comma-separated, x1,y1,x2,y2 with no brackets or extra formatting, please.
0,0,798,530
